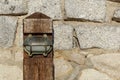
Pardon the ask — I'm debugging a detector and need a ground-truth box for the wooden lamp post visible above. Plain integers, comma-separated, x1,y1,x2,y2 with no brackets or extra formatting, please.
23,12,54,80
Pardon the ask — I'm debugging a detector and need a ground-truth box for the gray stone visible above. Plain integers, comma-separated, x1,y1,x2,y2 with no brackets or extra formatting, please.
75,24,120,50
113,8,120,22
65,0,106,22
28,0,62,19
90,54,120,80
0,0,27,15
78,69,113,80
0,16,18,48
54,24,73,50
0,64,23,80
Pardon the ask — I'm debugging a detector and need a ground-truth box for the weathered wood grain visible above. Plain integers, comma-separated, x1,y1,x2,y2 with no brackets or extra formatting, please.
24,53,53,80
24,12,52,33
24,19,52,33
23,13,53,80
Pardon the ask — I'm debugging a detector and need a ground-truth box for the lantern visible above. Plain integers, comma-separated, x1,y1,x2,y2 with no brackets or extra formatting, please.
23,12,53,57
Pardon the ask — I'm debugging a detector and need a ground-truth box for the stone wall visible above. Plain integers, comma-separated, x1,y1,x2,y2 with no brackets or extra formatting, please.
0,0,120,80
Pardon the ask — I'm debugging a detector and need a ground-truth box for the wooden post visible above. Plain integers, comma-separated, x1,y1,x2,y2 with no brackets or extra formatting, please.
23,12,54,80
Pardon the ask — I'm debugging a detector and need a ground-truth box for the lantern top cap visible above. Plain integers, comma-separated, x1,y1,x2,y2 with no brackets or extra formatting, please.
25,12,51,19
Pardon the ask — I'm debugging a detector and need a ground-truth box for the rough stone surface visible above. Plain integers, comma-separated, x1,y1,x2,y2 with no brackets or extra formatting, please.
28,0,62,19
75,24,120,50
0,0,120,80
0,0,27,15
54,24,73,50
54,56,73,78
65,0,106,22
68,66,80,80
57,48,85,64
0,49,15,65
90,54,120,80
14,18,23,47
113,8,120,22
0,50,12,61
14,48,23,62
0,64,23,80
78,69,113,80
0,16,18,48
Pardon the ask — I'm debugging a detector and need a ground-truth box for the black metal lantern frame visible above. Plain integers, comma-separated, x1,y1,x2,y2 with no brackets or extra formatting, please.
24,34,53,57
